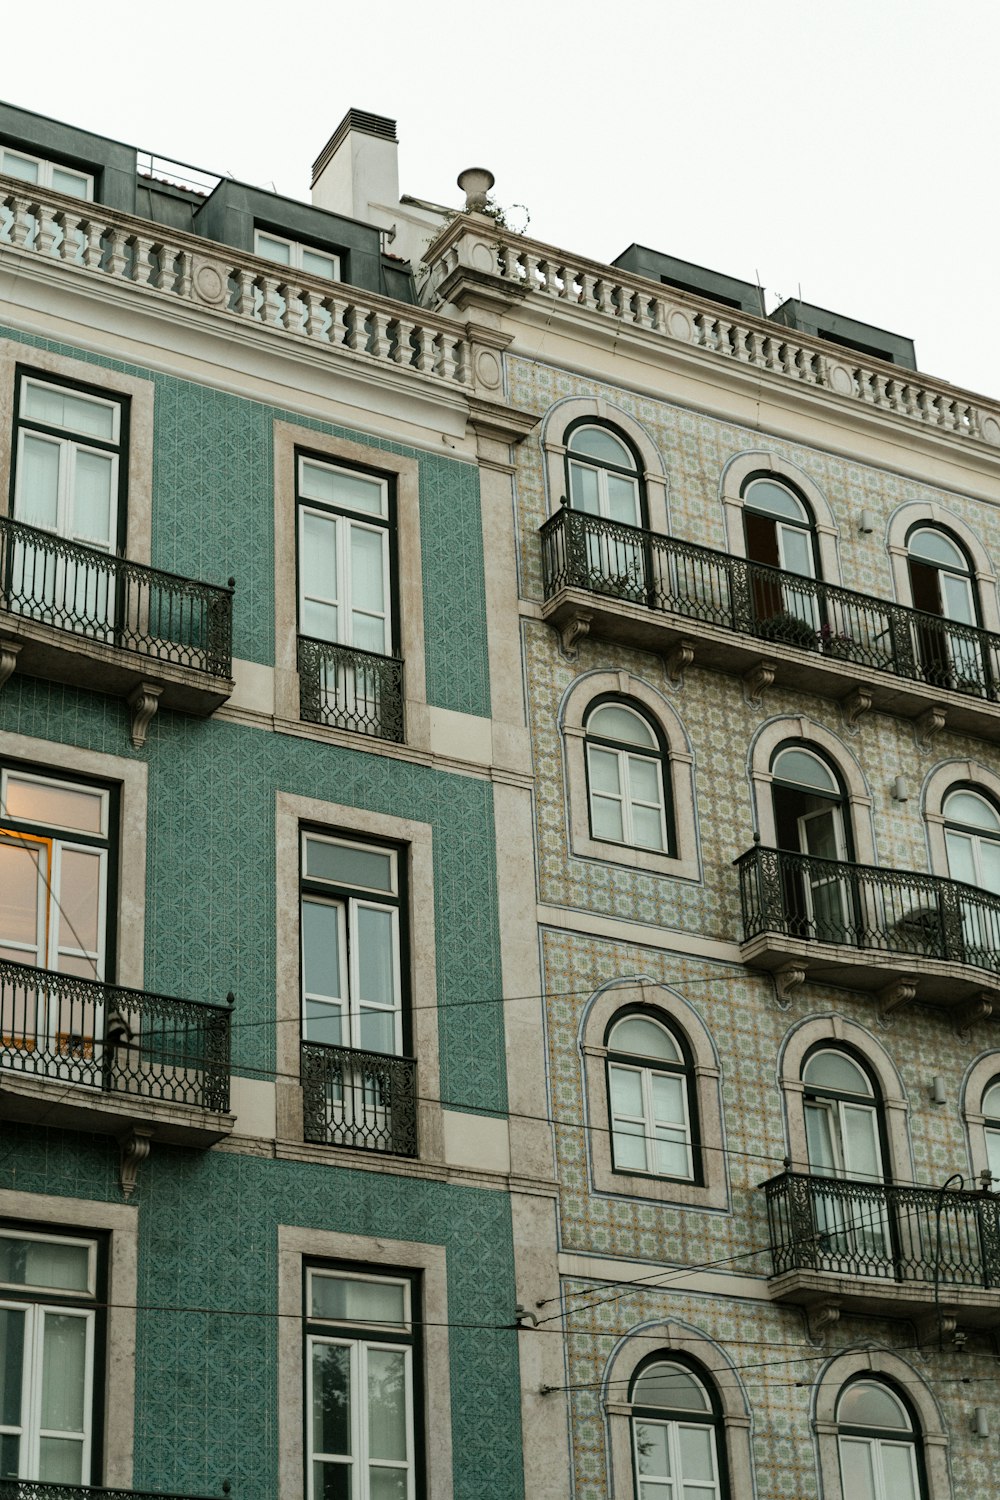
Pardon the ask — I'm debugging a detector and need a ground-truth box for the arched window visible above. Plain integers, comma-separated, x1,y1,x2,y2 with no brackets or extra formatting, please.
906,525,985,692
606,1013,696,1181
630,1356,726,1499
566,423,643,527
743,476,820,643
983,1079,1000,1184
585,701,672,854
836,1378,925,1500
770,743,853,941
943,787,1000,966
803,1047,889,1266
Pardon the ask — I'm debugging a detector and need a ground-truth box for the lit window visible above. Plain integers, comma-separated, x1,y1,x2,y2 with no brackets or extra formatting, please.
607,1014,695,1180
585,701,671,853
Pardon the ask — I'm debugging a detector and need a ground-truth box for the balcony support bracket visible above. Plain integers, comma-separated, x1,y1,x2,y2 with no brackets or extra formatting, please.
742,659,776,709
773,963,807,1009
955,991,996,1039
129,681,163,749
841,687,872,734
806,1297,842,1342
878,977,917,1026
556,610,593,661
0,636,22,692
664,638,695,688
118,1125,154,1200
915,1306,960,1348
914,704,947,750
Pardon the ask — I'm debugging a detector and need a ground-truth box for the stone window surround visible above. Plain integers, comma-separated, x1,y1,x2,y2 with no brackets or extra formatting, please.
720,450,841,584
777,1014,913,1181
748,715,876,863
272,421,429,742
0,1188,138,1488
539,396,670,534
0,730,148,990
0,339,154,564
561,670,700,881
274,790,443,1162
277,1225,453,1500
887,499,1000,632
922,758,1000,881
961,1050,1000,1185
580,980,727,1211
603,1318,753,1499
813,1348,950,1500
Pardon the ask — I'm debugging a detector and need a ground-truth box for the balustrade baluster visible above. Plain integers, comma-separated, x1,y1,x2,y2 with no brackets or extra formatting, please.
437,334,457,382
176,251,192,300
455,339,471,384
259,276,282,326
369,310,391,359
391,318,415,366
57,210,79,262
105,228,127,279
34,200,57,256
346,303,367,351
132,234,154,286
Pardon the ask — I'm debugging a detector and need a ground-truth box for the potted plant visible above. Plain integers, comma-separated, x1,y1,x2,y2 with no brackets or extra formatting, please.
757,610,818,650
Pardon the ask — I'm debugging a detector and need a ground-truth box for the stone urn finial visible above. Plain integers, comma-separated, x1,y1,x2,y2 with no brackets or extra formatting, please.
457,167,495,213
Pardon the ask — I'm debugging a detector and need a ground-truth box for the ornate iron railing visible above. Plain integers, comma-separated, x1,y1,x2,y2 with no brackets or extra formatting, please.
736,843,1000,973
301,1041,417,1156
0,514,233,677
0,1484,220,1500
297,636,404,741
540,506,1000,701
0,960,231,1112
763,1170,1000,1287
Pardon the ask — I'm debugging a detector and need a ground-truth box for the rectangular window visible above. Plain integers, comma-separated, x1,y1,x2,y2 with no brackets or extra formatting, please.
1,149,93,200
0,763,116,1083
0,1225,103,1484
304,1265,417,1500
255,229,341,282
10,371,128,638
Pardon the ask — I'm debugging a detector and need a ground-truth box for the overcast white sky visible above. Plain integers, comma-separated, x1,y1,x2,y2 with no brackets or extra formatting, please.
6,0,998,396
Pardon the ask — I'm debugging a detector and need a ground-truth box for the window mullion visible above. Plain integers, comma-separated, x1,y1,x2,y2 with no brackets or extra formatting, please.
355,1340,367,1500
346,896,360,1049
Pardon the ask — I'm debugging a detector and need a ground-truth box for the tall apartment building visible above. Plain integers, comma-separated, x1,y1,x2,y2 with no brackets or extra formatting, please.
5,95,1000,1500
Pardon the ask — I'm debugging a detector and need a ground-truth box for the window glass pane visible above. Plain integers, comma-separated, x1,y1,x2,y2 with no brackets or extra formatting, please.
880,1443,919,1499
983,1083,1000,1118
358,1007,395,1054
51,169,90,200
2,151,40,183
980,840,1000,896
909,528,966,570
633,1363,710,1412
677,1424,715,1482
367,1347,407,1461
591,795,624,843
38,1437,84,1484
351,614,386,656
302,899,343,1000
311,1342,351,1455
987,1128,1000,1185
0,1307,25,1425
40,1313,87,1430
17,434,60,529
256,233,292,265
838,1380,911,1430
356,907,396,1007
607,473,640,525
350,527,386,614
838,1438,876,1499
302,599,339,642
651,1073,686,1127
568,461,600,514
313,1462,350,1500
946,790,1000,832
841,1105,881,1179
628,756,662,805
23,384,116,442
772,747,838,795
301,511,339,601
0,839,43,950
942,571,976,625
588,704,656,748
803,1049,872,1095
302,249,339,280
804,1103,837,1173
634,1420,669,1477
746,479,807,522
609,1064,643,1117
304,999,344,1047
631,804,666,851
779,524,814,578
56,847,102,954
588,746,622,796
4,776,105,835
71,450,114,546
613,1120,648,1172
369,1472,407,1500
609,1017,681,1063
311,1275,407,1326
305,839,394,893
569,427,634,468
301,461,386,518
945,829,977,886
655,1132,690,1178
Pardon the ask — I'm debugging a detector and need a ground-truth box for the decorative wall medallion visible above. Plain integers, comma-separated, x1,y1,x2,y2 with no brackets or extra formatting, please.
476,350,502,390
668,308,693,342
193,260,227,306
471,241,496,273
827,363,855,397
982,415,1000,446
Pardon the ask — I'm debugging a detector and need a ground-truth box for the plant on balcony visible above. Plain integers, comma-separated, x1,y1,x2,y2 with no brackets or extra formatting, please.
756,610,818,649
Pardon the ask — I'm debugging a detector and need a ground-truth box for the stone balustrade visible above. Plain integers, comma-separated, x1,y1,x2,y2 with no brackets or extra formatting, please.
0,175,473,386
427,216,1000,445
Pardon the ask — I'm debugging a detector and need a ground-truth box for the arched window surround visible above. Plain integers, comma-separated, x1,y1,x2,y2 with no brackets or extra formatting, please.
584,696,675,856
748,718,875,864
960,1050,1000,1186
580,980,727,1210
812,1350,950,1500
563,417,648,529
720,451,841,585
777,1015,912,1180
603,1320,754,1500
561,671,699,880
921,760,1000,880
887,501,999,634
540,397,670,535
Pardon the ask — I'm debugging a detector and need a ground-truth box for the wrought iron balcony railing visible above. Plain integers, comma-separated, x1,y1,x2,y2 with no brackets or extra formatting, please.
301,1040,417,1156
0,960,231,1113
736,843,1000,975
0,514,233,677
297,636,404,742
540,506,1000,704
0,1483,220,1500
763,1170,1000,1289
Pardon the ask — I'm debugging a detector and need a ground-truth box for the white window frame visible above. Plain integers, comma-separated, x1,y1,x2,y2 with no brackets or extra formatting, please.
1,148,93,200
296,456,393,658
608,1042,694,1183
13,377,122,555
584,705,670,855
254,229,341,281
631,1412,722,1499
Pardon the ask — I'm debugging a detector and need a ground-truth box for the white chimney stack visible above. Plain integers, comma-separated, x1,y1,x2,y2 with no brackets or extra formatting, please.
311,109,400,226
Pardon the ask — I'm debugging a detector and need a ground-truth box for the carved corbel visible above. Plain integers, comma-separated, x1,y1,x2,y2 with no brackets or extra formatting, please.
774,963,807,1009
742,659,776,709
915,1307,959,1347
878,978,917,1025
955,992,995,1039
664,639,695,688
0,638,22,691
557,610,592,661
914,704,947,750
118,1126,154,1200
128,682,163,749
841,687,872,734
806,1298,841,1341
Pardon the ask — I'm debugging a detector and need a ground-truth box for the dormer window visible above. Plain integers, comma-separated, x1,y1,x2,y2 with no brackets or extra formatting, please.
254,229,341,282
1,147,92,200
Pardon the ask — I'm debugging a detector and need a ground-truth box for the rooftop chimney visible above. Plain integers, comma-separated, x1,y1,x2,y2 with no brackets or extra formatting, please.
311,109,400,226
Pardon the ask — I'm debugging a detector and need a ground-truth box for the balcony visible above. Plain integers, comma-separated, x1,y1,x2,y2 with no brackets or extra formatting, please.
0,1484,219,1500
762,1170,1000,1329
300,1041,417,1156
297,636,404,742
0,959,234,1147
539,507,1000,740
736,843,1000,1008
0,515,234,738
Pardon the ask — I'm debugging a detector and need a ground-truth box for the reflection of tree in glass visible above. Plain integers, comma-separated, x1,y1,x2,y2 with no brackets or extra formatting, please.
313,1344,351,1456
